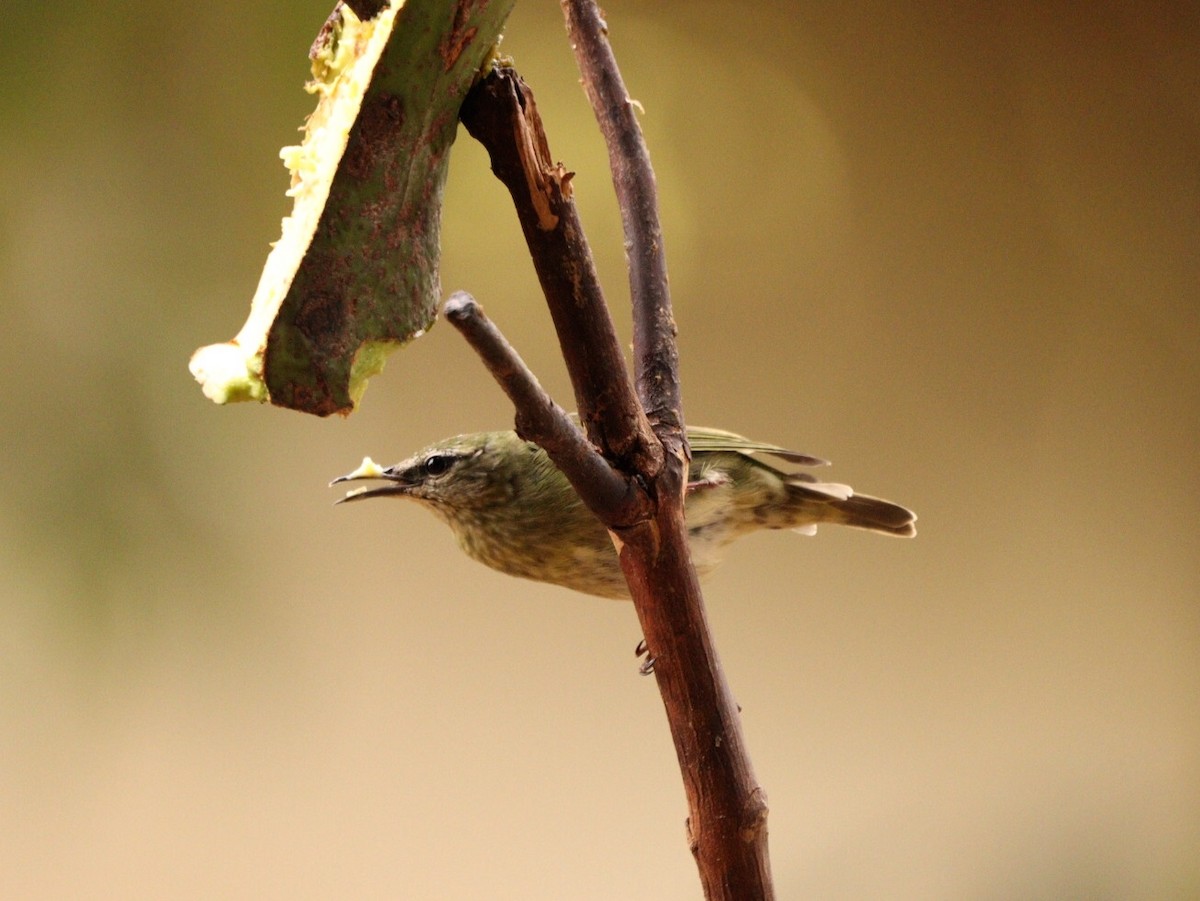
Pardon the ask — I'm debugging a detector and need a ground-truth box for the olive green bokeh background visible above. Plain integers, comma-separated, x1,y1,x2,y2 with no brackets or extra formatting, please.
2,2,1196,897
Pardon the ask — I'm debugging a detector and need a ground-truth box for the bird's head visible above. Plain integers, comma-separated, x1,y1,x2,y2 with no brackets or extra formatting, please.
331,431,535,517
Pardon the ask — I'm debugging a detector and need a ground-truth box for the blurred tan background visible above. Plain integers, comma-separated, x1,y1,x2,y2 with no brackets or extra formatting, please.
2,2,1197,897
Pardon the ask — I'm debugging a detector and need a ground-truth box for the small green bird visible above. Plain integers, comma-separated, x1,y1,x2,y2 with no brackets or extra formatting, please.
333,425,916,599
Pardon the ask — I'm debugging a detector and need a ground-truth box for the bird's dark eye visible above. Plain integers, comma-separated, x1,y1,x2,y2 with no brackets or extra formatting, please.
422,453,456,477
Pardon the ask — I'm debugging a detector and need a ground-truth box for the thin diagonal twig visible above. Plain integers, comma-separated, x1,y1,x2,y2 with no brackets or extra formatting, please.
443,291,644,526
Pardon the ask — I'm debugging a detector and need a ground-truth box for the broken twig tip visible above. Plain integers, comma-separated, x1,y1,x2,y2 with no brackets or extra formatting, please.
444,291,480,322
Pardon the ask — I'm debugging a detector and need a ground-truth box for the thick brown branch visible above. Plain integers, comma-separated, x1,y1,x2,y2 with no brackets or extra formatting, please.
459,19,775,899
443,292,645,527
560,0,682,436
561,3,775,898
460,69,661,478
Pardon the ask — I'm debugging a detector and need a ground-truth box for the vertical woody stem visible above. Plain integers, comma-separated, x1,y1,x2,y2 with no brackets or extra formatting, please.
460,9,776,896
560,3,775,897
559,0,681,435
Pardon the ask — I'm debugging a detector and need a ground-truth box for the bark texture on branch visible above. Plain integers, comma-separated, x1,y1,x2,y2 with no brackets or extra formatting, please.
459,15,776,895
560,4,774,897
459,70,661,487
560,0,681,436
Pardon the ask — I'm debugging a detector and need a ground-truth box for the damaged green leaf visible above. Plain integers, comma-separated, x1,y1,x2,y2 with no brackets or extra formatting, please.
190,0,515,416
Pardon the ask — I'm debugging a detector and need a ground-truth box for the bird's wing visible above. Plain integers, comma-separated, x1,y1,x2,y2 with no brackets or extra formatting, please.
684,426,828,467
564,414,828,466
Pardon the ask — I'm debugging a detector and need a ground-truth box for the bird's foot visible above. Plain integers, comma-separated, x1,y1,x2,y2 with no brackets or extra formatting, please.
635,638,655,676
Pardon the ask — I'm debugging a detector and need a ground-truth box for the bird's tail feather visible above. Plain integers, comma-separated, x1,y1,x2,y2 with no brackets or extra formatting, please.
825,493,916,536
786,478,917,537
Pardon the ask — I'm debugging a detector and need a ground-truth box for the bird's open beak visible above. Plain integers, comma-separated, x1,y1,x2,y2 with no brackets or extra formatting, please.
330,456,412,504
